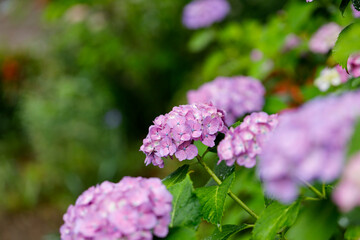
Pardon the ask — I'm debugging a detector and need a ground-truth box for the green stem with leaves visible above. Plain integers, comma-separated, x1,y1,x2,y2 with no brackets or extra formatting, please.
302,181,326,199
196,154,259,220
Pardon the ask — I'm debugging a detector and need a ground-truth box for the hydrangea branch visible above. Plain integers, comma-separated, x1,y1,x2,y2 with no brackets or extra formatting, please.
196,154,259,219
302,180,326,199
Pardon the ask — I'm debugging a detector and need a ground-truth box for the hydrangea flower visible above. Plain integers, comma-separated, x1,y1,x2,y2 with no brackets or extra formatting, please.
309,23,342,54
258,91,360,203
187,76,265,125
314,66,350,92
333,153,360,212
182,0,230,29
60,177,173,240
352,5,360,18
217,112,278,168
348,54,360,78
283,34,301,52
140,103,227,167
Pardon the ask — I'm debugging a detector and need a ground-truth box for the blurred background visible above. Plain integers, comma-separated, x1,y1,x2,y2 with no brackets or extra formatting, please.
0,0,356,239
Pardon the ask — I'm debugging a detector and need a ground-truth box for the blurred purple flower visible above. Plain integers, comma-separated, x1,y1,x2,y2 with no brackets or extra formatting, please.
250,49,263,62
182,0,230,29
259,91,360,203
348,54,360,78
218,112,278,168
309,22,342,54
283,34,301,52
60,177,173,240
352,5,360,18
333,153,360,212
140,103,227,167
187,76,265,125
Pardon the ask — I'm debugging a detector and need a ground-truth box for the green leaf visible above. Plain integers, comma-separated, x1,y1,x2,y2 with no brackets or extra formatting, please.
286,201,339,240
196,173,235,226
264,196,274,207
168,174,201,228
162,164,190,188
347,118,360,158
345,225,360,240
163,227,197,240
340,0,351,15
353,0,360,11
188,29,215,52
252,201,301,240
205,224,252,240
332,23,360,69
206,161,235,187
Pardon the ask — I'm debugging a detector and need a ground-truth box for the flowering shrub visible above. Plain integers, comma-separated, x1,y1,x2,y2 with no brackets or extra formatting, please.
57,0,360,240
187,76,265,125
140,103,227,167
60,177,172,240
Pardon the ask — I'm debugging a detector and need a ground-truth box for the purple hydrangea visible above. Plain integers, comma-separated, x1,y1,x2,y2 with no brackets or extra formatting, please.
187,76,265,125
352,5,360,18
309,23,342,54
140,103,227,167
258,91,360,203
333,153,360,212
348,54,360,78
283,34,301,52
182,0,230,29
60,177,173,240
217,112,278,168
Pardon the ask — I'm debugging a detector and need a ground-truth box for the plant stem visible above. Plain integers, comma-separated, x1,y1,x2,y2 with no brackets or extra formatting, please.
302,181,326,199
196,155,259,220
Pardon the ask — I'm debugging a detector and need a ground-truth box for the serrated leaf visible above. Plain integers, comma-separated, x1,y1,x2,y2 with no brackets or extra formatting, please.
286,201,339,240
340,0,351,14
353,0,360,11
332,23,360,69
252,201,301,240
347,118,360,158
168,174,201,228
205,224,252,240
162,164,190,188
196,173,235,226
163,227,197,240
345,225,360,240
206,161,235,187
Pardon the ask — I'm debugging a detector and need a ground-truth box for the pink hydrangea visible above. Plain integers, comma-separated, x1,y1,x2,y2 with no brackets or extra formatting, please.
333,153,360,212
283,34,301,52
309,23,342,54
187,76,265,125
259,91,360,203
352,5,360,18
217,112,278,168
140,103,227,167
336,65,350,83
182,0,230,29
348,54,360,78
60,177,173,240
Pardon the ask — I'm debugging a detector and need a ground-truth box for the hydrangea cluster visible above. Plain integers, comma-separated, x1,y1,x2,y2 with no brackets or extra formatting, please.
259,91,360,203
352,5,360,18
217,112,278,168
348,54,360,78
187,76,265,125
333,153,360,212
60,177,173,240
309,23,342,54
314,66,349,91
140,103,227,167
182,0,230,29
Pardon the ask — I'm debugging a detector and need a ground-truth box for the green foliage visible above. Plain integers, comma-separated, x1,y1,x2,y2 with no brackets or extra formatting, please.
347,118,360,158
164,227,197,240
188,29,215,53
345,226,360,239
286,201,339,240
163,164,190,188
168,174,201,228
252,201,301,240
196,173,235,226
205,224,252,240
333,23,360,70
340,0,351,15
206,161,235,187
